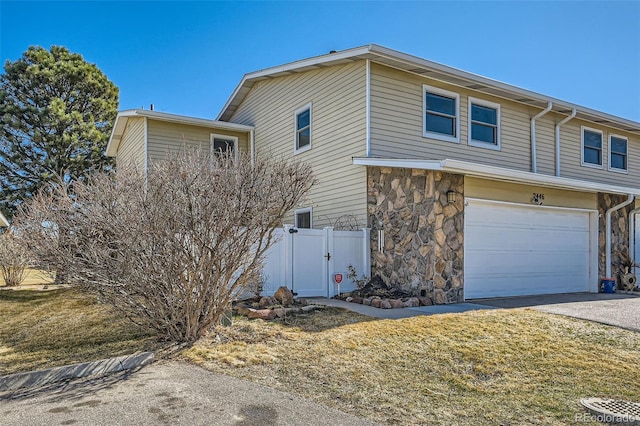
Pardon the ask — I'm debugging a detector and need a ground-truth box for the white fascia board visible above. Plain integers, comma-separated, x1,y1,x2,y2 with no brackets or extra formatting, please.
352,157,640,196
352,157,444,170
128,109,254,132
105,112,131,157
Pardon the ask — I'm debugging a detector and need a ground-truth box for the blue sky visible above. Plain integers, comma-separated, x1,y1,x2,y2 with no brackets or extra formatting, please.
1,1,639,121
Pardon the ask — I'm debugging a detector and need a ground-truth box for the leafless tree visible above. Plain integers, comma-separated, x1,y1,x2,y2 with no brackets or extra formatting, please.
14,151,315,343
0,231,29,286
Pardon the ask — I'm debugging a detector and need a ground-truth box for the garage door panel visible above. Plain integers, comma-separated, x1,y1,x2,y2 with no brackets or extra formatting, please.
465,200,591,299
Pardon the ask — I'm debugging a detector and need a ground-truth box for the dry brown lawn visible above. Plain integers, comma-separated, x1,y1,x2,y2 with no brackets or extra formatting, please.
184,307,640,426
0,288,161,375
0,268,54,287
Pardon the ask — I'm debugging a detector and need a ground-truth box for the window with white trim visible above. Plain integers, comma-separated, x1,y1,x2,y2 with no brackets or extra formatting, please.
423,85,460,143
294,103,312,153
294,207,312,229
581,127,603,168
468,97,500,150
609,135,628,172
211,135,237,156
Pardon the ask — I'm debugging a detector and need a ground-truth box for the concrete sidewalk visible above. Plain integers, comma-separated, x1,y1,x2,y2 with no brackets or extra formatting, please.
0,361,377,426
307,297,497,319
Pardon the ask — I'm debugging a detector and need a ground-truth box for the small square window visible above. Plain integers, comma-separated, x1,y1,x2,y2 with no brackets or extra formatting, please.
609,135,628,172
294,103,312,153
468,97,500,150
210,134,238,164
581,127,603,168
295,208,312,229
423,85,460,143
213,138,234,155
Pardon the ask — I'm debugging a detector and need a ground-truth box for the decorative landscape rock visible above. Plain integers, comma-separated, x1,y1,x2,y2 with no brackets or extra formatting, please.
247,308,277,320
402,297,420,308
417,297,433,306
234,299,323,321
259,296,276,307
273,286,294,307
389,299,404,309
380,299,392,309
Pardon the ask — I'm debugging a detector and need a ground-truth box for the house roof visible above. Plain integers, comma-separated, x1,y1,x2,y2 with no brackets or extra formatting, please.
106,109,254,157
217,44,640,136
0,211,9,228
353,157,640,196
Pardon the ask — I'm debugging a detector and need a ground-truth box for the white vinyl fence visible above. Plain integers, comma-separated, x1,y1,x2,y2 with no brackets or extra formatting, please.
261,225,371,298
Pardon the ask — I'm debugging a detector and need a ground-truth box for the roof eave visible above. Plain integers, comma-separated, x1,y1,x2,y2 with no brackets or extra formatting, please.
217,44,640,133
106,109,255,157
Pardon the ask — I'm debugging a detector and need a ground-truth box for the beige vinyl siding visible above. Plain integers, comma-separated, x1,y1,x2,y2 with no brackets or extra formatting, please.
147,119,249,163
558,119,640,187
370,62,640,188
230,62,368,228
465,177,597,210
115,117,146,170
370,63,538,172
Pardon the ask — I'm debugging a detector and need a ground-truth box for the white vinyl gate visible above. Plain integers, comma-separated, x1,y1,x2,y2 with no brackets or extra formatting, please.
261,226,370,297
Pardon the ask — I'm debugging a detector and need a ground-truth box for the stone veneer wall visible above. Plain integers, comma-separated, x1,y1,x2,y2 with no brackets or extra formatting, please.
367,167,464,304
598,193,633,283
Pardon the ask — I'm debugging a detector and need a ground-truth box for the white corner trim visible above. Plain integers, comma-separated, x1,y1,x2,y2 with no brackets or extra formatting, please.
365,59,371,157
143,117,148,175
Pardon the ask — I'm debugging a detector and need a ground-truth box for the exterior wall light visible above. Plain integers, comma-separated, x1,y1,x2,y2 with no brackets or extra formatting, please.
447,190,456,204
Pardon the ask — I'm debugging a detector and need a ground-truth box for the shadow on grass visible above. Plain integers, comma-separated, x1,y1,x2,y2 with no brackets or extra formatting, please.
0,287,69,304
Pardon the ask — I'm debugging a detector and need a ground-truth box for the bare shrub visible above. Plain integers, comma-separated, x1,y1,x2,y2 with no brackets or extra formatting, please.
0,231,29,287
14,151,315,343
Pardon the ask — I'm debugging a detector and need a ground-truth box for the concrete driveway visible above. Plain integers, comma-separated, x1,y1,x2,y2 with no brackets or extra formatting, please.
476,292,640,332
0,361,376,426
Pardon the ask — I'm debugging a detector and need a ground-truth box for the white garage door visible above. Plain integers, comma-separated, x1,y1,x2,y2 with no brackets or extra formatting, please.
465,199,592,299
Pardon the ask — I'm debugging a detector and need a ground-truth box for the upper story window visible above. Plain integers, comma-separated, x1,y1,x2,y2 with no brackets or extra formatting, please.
581,127,603,168
294,103,312,154
423,85,460,143
609,134,628,172
468,97,501,150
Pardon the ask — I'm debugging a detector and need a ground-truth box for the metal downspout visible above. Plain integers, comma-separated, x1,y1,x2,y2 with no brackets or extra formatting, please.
555,109,577,176
531,101,553,173
629,205,640,274
606,194,635,278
